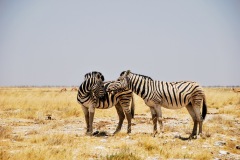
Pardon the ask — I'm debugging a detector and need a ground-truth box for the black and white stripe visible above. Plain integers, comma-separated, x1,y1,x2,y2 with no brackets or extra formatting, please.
77,71,134,135
107,70,207,138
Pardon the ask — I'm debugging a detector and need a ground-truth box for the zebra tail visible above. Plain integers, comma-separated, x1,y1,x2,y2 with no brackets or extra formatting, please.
202,98,207,120
131,95,135,119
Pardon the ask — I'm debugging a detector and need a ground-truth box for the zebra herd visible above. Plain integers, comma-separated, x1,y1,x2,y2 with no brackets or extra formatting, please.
77,70,207,139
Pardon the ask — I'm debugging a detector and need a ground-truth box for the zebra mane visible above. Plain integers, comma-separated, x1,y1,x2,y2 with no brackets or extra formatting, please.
120,71,153,80
133,73,153,80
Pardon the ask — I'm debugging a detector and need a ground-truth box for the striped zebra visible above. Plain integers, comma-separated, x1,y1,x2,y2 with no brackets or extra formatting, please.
106,70,207,139
77,71,135,135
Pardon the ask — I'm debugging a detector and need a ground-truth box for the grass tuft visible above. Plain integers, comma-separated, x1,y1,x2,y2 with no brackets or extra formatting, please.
0,126,12,139
104,146,141,160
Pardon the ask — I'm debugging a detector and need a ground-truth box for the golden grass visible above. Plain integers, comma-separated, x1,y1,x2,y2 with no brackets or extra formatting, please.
0,126,12,139
105,145,140,160
205,88,240,108
0,87,240,160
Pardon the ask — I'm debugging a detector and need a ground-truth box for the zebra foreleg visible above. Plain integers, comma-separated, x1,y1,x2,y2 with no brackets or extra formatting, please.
81,105,90,134
150,108,158,137
88,106,95,135
114,104,125,134
154,106,164,133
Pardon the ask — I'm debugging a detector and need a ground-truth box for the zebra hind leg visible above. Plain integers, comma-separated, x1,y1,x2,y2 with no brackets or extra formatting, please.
186,104,198,139
192,100,204,136
114,104,125,134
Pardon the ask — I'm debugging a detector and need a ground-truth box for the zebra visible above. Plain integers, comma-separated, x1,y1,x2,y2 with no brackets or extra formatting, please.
77,71,135,135
106,70,207,139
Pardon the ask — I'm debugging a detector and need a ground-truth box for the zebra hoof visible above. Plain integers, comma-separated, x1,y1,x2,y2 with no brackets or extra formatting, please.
93,131,100,136
113,129,121,135
152,131,158,137
85,131,93,136
157,132,164,138
127,133,132,136
189,134,197,140
93,131,108,137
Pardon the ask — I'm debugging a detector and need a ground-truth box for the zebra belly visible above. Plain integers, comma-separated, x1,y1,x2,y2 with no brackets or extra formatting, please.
161,100,186,109
162,104,185,109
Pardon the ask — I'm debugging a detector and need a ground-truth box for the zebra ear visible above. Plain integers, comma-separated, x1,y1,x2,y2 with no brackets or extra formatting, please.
96,73,102,80
100,75,105,81
125,70,131,76
84,73,90,79
120,71,125,76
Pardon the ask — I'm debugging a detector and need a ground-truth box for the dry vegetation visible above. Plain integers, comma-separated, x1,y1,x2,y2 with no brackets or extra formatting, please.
0,87,239,160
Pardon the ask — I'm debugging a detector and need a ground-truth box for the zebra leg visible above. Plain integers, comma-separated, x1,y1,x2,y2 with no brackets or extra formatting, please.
150,107,158,137
122,106,132,134
81,105,90,133
192,100,204,136
88,105,95,135
198,120,203,135
114,103,125,134
154,106,164,133
186,104,198,139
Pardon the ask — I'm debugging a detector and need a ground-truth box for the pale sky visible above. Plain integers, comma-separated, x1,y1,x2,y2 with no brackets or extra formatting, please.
0,0,239,86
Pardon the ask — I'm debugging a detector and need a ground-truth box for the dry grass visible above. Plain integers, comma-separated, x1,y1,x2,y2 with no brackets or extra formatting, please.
205,88,240,109
0,126,12,139
0,87,240,160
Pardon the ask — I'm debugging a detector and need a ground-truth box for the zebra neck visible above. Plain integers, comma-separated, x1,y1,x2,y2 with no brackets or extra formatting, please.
79,79,93,95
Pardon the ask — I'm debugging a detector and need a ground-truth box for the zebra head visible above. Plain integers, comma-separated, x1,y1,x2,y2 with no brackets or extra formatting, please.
89,72,105,98
84,71,105,81
91,79,105,98
81,71,105,99
106,70,131,93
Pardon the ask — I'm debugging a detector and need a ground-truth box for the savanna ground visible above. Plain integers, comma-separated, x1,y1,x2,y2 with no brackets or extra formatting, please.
0,87,239,160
